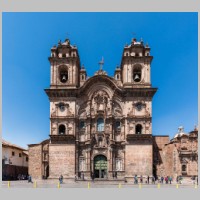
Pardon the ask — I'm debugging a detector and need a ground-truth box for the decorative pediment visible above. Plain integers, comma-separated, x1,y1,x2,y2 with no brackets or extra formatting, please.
181,158,188,164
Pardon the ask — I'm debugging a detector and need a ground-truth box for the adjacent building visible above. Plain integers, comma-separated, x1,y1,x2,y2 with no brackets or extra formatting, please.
2,139,28,180
154,126,198,178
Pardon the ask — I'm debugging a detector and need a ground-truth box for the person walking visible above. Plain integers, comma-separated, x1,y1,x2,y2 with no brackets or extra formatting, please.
140,175,143,184
28,175,33,183
179,175,182,184
152,176,155,184
161,176,164,184
169,176,172,184
75,174,77,182
176,176,179,184
147,175,150,184
82,172,84,181
59,174,63,184
112,172,115,179
165,176,168,184
92,172,94,182
134,175,138,184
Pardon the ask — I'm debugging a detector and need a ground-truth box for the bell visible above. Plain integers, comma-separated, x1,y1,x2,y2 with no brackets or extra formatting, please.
62,75,66,81
134,74,140,81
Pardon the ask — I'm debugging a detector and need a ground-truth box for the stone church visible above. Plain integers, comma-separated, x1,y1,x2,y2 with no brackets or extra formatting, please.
28,38,198,181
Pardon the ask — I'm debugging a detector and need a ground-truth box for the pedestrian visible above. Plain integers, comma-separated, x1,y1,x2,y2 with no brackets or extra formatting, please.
152,176,155,184
165,176,168,184
161,176,164,184
176,176,179,184
82,172,84,181
28,175,33,183
140,175,143,184
179,176,182,184
75,174,77,182
147,175,150,184
134,175,138,184
169,176,172,184
92,172,94,182
115,171,117,179
59,174,63,184
112,172,115,179
18,174,21,180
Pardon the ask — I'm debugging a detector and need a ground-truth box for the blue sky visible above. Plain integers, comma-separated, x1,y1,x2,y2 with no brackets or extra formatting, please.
2,12,198,148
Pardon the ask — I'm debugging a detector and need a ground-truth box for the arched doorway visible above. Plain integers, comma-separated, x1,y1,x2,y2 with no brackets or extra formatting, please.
46,165,49,178
94,155,107,178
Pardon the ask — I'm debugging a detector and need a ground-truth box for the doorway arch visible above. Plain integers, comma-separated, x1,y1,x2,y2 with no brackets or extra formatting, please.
93,155,107,178
45,165,49,178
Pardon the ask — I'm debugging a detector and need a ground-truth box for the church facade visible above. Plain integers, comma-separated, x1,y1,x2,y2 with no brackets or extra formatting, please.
28,38,198,181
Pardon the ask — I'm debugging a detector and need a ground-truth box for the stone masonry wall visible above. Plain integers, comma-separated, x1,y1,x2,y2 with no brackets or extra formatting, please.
125,143,152,177
28,145,42,179
49,144,75,179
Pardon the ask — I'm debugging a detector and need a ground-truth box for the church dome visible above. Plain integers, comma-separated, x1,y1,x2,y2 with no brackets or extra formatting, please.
174,126,188,138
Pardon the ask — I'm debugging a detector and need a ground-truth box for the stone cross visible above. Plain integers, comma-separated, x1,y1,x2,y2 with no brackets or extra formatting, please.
99,57,104,70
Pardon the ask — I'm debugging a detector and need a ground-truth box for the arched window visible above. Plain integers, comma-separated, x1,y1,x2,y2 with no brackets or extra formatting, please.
182,165,187,172
135,124,142,134
59,124,66,135
133,66,142,82
97,118,104,132
82,74,85,80
60,70,68,83
80,121,85,129
115,121,121,129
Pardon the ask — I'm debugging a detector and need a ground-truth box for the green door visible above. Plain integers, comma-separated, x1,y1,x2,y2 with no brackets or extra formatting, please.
94,155,107,178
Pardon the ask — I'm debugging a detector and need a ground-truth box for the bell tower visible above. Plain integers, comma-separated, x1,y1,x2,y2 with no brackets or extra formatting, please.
49,38,80,88
121,38,152,88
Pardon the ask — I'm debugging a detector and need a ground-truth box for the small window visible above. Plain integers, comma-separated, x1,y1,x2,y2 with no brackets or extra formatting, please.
59,124,66,135
135,53,139,57
26,157,28,162
58,103,65,112
135,124,142,134
182,165,187,172
125,53,128,56
80,121,85,129
135,102,143,111
82,75,85,80
116,74,119,80
146,53,149,56
12,151,15,156
19,153,22,157
116,121,121,129
62,54,66,58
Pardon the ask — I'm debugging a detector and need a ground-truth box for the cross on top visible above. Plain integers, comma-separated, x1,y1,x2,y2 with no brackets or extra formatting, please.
99,57,104,70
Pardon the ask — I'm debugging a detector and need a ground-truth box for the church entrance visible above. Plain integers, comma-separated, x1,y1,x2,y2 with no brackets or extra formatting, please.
94,155,107,178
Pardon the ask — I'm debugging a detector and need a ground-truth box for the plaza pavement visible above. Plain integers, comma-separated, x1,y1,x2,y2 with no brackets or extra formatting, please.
1,180,198,189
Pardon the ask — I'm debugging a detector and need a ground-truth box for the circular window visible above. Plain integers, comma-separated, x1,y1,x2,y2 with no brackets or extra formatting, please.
135,102,143,111
58,103,65,112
